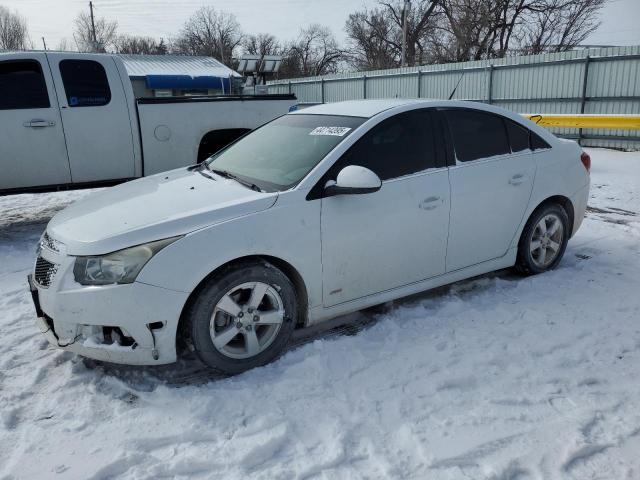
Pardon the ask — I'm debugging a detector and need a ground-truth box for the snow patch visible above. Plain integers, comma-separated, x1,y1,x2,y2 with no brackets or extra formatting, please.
1,149,640,478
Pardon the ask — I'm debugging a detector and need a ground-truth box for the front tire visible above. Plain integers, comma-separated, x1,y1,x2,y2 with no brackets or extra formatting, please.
515,203,569,275
184,261,298,375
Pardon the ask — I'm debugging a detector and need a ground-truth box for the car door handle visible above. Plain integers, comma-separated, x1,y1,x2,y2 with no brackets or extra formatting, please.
509,174,526,186
23,119,55,128
419,196,441,210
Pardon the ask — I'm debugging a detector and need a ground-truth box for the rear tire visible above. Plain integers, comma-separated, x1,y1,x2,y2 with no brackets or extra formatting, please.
184,261,298,375
515,203,569,275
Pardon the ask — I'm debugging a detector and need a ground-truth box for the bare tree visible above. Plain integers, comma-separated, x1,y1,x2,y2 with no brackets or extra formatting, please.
115,35,167,55
242,33,281,56
172,6,243,66
345,1,441,68
434,0,507,62
436,0,606,61
520,0,605,54
0,6,31,50
383,0,442,65
345,8,400,69
56,37,75,52
282,24,344,78
73,11,118,52
346,0,605,68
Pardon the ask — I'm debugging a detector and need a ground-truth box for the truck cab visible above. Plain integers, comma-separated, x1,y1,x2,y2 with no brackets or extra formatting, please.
1,52,139,191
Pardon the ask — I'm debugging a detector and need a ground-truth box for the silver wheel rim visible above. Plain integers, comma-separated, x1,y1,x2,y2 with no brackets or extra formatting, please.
209,282,285,360
530,213,564,268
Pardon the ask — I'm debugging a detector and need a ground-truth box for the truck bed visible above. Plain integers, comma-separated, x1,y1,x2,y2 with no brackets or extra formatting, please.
136,94,296,175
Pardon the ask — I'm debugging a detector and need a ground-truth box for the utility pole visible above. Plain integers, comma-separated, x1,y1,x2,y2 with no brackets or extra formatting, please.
89,1,97,51
401,0,410,67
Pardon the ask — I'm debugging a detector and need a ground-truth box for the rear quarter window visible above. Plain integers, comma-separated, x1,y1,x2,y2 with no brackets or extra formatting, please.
531,131,551,150
505,120,531,153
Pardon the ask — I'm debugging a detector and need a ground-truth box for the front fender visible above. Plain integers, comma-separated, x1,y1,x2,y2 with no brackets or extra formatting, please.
136,191,322,309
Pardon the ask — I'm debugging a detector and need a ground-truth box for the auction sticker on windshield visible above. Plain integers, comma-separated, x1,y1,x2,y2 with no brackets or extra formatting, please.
309,126,352,136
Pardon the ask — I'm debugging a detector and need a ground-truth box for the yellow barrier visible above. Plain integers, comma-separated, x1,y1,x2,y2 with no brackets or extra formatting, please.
523,114,640,130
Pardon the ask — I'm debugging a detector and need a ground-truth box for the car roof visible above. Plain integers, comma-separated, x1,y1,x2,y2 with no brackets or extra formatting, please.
289,99,560,147
291,99,426,118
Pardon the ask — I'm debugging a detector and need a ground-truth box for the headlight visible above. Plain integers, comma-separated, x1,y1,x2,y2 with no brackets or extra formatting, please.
73,237,180,286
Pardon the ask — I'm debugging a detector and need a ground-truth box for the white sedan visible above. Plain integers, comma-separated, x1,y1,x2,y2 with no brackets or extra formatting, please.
30,99,590,374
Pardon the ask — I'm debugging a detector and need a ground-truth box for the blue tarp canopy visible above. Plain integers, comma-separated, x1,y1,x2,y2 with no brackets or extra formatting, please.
145,74,231,91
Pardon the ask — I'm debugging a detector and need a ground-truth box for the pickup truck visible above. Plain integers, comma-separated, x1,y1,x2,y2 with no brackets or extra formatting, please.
0,51,296,194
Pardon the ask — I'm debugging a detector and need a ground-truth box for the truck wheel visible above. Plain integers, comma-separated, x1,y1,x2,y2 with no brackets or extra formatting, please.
515,203,569,275
184,261,297,375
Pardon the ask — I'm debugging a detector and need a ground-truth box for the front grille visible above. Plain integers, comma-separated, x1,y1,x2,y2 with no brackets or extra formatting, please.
34,256,58,288
41,232,62,253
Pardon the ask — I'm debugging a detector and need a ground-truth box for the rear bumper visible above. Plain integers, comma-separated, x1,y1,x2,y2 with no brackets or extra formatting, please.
29,270,189,366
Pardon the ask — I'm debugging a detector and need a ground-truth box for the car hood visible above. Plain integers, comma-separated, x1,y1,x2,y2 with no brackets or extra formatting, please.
47,167,278,256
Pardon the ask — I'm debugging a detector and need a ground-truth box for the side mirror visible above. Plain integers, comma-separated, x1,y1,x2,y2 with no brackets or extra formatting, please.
324,165,382,197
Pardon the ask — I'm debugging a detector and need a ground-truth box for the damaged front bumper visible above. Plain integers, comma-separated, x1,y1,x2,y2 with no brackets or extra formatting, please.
28,247,189,366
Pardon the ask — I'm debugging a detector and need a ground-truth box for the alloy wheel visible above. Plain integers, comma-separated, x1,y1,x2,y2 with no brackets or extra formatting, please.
530,213,564,268
209,282,284,359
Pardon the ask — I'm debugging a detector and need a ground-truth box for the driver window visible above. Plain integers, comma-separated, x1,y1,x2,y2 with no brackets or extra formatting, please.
337,109,438,181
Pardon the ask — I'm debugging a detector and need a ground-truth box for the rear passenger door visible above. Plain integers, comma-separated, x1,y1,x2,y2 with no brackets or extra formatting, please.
47,53,136,183
444,108,535,271
0,53,71,190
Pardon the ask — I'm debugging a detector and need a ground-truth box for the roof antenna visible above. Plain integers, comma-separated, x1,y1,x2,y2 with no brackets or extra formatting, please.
448,70,465,100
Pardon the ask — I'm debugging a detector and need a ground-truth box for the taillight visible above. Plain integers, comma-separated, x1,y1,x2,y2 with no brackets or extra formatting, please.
580,151,591,172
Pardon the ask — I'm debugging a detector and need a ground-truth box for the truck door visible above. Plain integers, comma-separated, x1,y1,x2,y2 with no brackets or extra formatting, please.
47,53,135,183
0,53,71,191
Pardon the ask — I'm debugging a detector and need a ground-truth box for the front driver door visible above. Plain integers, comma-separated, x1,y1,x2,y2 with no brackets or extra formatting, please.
0,54,71,190
319,109,451,307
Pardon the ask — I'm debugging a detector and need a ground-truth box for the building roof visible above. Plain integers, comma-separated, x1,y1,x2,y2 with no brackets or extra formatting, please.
119,54,241,78
119,54,241,91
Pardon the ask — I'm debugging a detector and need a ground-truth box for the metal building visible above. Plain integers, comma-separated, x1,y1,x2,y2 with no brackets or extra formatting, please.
120,54,242,98
269,46,640,149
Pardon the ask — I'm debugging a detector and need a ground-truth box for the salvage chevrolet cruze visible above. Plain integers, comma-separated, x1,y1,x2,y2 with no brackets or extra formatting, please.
29,99,590,375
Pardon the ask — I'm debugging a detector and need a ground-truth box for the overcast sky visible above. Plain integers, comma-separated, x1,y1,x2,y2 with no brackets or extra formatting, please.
3,0,639,51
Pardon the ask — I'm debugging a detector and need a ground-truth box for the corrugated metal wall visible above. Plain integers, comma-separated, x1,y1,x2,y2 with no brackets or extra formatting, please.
268,46,640,149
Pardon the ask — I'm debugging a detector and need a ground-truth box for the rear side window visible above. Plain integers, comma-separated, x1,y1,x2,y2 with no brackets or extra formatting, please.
338,109,439,181
445,109,510,162
0,60,50,110
59,60,111,107
505,120,530,153
531,131,551,150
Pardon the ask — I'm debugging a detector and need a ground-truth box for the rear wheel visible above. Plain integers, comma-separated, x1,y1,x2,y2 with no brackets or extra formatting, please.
516,204,569,275
184,261,297,375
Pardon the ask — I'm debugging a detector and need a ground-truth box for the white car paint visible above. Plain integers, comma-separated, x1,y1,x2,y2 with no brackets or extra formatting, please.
31,99,590,365
0,51,295,192
321,166,450,306
446,149,537,271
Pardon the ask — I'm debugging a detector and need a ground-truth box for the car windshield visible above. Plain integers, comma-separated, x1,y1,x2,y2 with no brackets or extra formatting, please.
205,114,365,192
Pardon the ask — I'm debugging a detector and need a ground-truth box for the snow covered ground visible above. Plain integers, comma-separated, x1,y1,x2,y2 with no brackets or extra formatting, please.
1,148,639,479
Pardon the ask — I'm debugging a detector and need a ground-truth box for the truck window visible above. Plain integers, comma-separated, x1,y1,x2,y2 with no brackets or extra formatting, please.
59,60,111,107
0,60,50,110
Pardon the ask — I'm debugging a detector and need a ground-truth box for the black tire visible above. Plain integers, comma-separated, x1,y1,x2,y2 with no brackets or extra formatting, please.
183,260,298,375
515,203,570,275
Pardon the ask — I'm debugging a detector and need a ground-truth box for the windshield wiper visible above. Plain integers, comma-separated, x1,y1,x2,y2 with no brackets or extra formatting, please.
210,168,264,192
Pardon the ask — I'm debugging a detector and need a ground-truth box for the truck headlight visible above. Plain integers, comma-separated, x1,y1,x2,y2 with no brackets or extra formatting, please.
73,237,180,286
